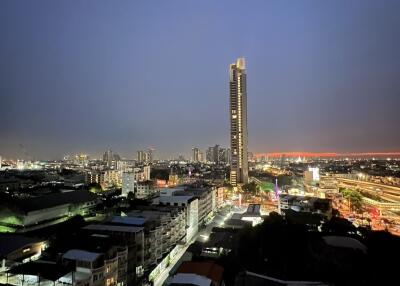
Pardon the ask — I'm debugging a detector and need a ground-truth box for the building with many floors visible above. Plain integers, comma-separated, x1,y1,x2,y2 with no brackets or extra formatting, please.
229,58,249,186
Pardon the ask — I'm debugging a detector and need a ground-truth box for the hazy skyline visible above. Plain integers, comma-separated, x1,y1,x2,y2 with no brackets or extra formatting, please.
1,0,400,160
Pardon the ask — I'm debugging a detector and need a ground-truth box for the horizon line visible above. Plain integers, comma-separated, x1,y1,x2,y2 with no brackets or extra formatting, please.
255,152,400,158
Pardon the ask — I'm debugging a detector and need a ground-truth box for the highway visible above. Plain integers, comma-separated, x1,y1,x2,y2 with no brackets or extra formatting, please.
336,178,400,203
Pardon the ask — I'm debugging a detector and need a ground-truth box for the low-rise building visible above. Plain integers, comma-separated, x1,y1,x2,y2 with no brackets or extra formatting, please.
154,195,199,242
61,248,122,286
82,224,145,285
109,206,186,271
0,234,47,273
135,181,156,199
0,190,99,232
278,194,332,219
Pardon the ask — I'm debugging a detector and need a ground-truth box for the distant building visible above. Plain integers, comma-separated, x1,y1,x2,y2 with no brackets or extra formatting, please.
104,170,122,188
168,174,179,186
192,147,200,162
103,149,114,168
304,167,320,184
74,154,89,166
198,151,205,163
213,145,220,164
85,170,105,186
206,145,223,164
230,58,249,186
137,149,154,164
206,147,213,163
137,150,145,164
117,160,135,172
135,181,155,199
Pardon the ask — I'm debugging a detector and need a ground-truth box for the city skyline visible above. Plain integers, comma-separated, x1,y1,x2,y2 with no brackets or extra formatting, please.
1,1,400,159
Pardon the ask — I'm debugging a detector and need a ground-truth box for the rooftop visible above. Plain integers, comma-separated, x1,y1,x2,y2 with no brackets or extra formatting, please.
8,261,73,281
83,224,144,233
170,273,211,286
63,249,101,262
14,190,98,212
177,261,224,284
110,216,147,226
0,234,43,258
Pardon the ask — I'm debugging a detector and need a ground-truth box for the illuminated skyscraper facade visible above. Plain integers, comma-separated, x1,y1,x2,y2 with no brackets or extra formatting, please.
229,58,248,186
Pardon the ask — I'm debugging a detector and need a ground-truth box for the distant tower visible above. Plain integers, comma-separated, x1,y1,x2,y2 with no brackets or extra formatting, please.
192,147,200,162
103,149,113,168
137,150,144,164
230,58,249,186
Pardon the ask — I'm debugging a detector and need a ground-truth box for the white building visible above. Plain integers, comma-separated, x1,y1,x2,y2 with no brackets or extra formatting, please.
154,195,199,242
122,172,135,197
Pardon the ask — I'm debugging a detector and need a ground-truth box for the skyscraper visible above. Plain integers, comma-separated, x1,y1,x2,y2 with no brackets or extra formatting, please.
137,150,145,164
229,58,249,186
192,147,200,162
103,149,113,168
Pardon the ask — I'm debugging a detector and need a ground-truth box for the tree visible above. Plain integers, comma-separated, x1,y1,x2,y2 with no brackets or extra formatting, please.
341,188,363,213
242,182,258,194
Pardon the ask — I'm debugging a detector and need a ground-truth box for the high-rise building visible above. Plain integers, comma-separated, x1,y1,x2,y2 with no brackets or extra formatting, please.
192,147,200,162
213,144,220,164
229,58,249,185
145,149,153,163
103,149,113,168
198,151,204,163
205,145,222,163
137,150,145,164
137,149,153,164
206,147,213,162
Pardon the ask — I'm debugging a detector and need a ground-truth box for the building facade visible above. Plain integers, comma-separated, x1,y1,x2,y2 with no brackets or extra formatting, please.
229,58,249,186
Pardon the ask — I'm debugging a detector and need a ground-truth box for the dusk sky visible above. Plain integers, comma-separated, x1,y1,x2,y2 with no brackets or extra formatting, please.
1,0,400,160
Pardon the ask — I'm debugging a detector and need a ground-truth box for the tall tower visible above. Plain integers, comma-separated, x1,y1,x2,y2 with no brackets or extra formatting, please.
192,147,200,162
229,58,249,186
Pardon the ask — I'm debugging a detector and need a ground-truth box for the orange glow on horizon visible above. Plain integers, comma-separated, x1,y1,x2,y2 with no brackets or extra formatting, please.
255,152,400,158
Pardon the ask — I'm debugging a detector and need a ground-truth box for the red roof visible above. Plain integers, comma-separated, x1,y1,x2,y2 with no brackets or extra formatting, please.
178,261,224,285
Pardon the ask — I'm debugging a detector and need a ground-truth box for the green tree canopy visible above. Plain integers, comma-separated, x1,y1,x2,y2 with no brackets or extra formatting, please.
341,188,364,212
242,182,258,194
